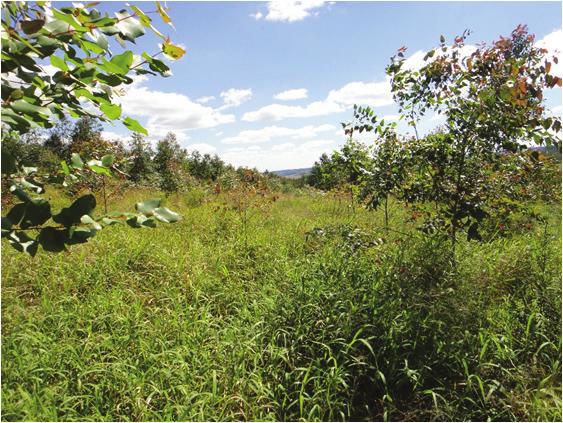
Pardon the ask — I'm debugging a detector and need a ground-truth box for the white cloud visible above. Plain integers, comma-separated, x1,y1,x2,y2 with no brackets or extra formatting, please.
274,88,308,100
185,143,217,154
402,44,476,71
271,142,296,151
536,28,562,77
119,79,235,142
550,104,562,117
243,79,393,122
327,81,393,107
102,131,129,144
215,131,224,136
252,0,327,23
222,138,337,170
242,100,344,122
219,88,253,110
196,96,215,104
382,114,400,122
221,123,336,144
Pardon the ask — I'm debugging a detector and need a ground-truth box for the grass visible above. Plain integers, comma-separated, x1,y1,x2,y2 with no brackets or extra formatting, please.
2,187,561,421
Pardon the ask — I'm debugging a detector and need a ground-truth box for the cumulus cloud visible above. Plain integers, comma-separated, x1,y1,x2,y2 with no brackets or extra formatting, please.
222,138,337,170
219,88,253,110
196,96,215,104
536,28,562,77
252,0,327,23
118,79,235,142
242,101,344,122
326,81,392,107
274,88,308,100
243,80,393,122
101,131,130,144
185,143,217,154
401,44,477,71
221,123,336,144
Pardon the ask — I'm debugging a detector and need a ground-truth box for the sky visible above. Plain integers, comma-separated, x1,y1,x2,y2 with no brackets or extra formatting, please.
94,1,562,171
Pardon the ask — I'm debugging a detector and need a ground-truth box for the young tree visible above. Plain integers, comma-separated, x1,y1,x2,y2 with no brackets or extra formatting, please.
342,105,407,226
154,132,186,193
128,133,155,183
387,25,562,253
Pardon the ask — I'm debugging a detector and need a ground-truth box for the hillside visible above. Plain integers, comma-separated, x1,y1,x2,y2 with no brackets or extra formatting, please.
271,167,311,178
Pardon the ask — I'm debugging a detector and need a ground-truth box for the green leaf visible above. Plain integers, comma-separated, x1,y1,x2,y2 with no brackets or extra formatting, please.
156,1,172,25
22,166,37,175
19,177,44,194
126,214,157,228
53,194,96,227
65,226,96,245
80,214,102,231
8,231,38,256
50,55,69,72
135,198,161,215
100,103,121,119
101,154,115,167
81,39,105,54
162,41,185,60
10,99,50,116
100,217,120,226
6,199,51,229
1,217,13,237
88,164,112,177
61,160,70,175
123,116,147,135
154,207,180,223
467,222,482,242
38,227,66,252
20,19,46,34
70,153,84,169
110,50,133,74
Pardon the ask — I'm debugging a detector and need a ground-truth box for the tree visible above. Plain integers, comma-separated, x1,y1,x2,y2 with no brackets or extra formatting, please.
1,2,184,255
43,116,73,158
386,25,562,253
154,132,186,193
342,105,407,227
128,133,155,183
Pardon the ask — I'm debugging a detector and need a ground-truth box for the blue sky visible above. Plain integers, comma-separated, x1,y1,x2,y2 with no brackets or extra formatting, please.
97,1,562,171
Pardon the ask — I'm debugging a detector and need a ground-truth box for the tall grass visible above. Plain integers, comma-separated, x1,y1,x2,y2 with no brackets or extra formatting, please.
2,189,561,421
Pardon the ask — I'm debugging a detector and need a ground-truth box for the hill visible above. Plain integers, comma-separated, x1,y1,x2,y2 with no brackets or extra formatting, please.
271,167,311,178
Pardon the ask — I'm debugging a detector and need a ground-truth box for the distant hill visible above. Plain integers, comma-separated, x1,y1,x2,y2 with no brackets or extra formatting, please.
271,167,312,179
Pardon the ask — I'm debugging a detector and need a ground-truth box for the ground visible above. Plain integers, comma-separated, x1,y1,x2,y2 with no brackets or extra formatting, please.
2,187,561,421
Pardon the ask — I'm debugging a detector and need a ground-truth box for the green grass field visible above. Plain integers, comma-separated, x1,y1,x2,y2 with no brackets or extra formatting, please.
2,188,561,421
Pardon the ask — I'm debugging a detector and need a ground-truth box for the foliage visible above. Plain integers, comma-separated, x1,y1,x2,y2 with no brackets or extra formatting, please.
1,1,185,255
1,1,184,134
386,25,561,249
1,188,560,421
154,132,187,194
343,105,409,226
127,132,155,184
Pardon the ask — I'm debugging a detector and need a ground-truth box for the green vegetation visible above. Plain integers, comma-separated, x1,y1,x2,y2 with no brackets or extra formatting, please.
2,187,561,421
2,3,561,420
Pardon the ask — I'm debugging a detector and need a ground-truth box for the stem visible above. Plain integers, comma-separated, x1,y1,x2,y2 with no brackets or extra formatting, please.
102,176,108,214
384,195,389,230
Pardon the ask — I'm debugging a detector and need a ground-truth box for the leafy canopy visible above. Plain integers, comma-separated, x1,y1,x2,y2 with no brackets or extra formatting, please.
1,1,185,135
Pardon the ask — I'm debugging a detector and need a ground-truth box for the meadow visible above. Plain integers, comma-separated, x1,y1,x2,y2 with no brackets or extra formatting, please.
2,186,561,421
